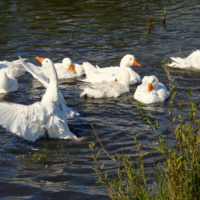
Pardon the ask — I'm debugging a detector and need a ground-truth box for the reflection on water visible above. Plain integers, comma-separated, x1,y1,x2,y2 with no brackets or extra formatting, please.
0,0,200,199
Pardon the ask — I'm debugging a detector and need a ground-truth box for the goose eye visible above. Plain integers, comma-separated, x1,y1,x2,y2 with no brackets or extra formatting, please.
46,60,48,63
130,58,132,60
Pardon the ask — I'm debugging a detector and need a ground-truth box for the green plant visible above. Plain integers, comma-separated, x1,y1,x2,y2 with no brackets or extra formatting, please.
18,152,48,162
147,16,153,27
162,7,167,24
67,29,74,39
89,64,200,200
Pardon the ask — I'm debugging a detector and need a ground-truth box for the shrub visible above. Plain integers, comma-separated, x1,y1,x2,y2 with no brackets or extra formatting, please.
89,65,200,200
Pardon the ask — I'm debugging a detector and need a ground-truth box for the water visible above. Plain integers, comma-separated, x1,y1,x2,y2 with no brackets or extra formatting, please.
0,0,200,199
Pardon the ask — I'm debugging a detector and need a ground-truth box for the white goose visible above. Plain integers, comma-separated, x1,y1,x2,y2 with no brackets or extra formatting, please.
134,75,169,104
80,69,130,98
19,57,78,118
54,58,84,79
82,54,141,85
0,59,27,78
0,57,77,141
168,50,200,69
0,71,18,93
23,57,84,80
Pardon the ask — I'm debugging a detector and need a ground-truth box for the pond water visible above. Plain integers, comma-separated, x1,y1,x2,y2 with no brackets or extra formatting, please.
0,0,200,199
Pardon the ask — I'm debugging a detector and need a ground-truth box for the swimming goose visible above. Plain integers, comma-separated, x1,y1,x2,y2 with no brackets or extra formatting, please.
0,59,27,78
168,50,200,69
0,57,77,141
134,75,169,104
0,71,18,93
23,58,84,80
82,54,141,85
54,58,84,79
80,69,130,98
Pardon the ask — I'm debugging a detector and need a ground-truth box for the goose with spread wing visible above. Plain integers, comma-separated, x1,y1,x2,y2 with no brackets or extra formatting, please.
0,57,77,141
18,57,78,118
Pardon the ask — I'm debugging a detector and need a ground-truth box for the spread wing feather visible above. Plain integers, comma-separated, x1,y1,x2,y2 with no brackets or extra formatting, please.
19,56,79,118
19,56,49,87
0,102,46,141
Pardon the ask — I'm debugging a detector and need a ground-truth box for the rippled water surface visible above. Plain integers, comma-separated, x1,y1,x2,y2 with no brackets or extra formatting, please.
1,0,200,199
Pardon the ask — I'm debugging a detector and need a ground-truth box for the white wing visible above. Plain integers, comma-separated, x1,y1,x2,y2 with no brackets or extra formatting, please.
0,102,46,141
169,57,187,68
82,62,119,83
80,81,128,98
82,62,119,74
157,83,170,102
82,71,116,83
0,59,27,69
19,56,79,118
97,66,120,73
74,63,84,76
187,50,200,58
169,50,200,69
18,56,49,87
82,62,98,75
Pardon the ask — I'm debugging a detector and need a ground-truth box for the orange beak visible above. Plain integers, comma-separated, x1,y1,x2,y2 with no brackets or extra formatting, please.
133,60,141,66
115,79,118,82
68,64,76,74
147,83,153,92
36,57,45,63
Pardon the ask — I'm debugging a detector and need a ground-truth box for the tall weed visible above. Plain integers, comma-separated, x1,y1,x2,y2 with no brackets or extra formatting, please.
89,65,200,200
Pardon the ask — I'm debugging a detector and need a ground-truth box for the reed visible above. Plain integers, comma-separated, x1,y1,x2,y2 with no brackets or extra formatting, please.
67,29,74,39
89,64,200,200
162,6,167,24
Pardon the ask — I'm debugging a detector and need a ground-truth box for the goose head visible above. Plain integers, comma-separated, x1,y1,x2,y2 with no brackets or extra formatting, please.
120,54,141,68
62,58,76,74
114,69,130,86
36,57,53,68
36,57,58,82
142,75,159,92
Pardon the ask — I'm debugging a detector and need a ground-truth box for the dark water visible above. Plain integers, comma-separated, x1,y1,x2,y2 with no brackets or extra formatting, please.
0,0,200,199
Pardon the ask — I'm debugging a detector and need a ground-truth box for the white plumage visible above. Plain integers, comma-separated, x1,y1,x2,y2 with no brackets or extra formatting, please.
168,50,200,69
134,75,169,104
82,54,141,85
21,57,84,80
0,71,18,93
0,56,77,141
54,58,84,79
80,69,130,98
20,59,79,118
0,59,27,78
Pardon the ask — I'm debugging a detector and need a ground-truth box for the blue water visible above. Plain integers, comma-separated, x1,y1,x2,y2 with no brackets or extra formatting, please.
0,0,200,199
